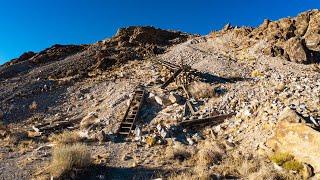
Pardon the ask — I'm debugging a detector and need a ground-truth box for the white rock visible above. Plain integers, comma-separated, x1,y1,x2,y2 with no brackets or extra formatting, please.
78,130,89,139
187,137,194,145
149,93,155,98
134,127,142,141
160,129,168,138
155,96,163,105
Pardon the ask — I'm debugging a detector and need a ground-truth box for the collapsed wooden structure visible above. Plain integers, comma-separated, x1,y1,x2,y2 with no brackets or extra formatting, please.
117,58,235,138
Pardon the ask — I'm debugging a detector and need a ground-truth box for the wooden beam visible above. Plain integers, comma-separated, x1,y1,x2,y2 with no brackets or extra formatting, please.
179,113,235,128
186,101,196,115
161,68,182,89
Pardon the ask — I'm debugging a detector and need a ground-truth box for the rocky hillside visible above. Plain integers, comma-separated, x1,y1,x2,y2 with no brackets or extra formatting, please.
0,10,320,180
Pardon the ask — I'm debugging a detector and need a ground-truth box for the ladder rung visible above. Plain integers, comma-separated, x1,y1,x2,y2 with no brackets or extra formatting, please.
118,132,129,135
121,122,133,125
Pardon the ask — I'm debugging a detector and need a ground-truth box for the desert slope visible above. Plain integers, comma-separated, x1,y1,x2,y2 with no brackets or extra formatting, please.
0,10,320,179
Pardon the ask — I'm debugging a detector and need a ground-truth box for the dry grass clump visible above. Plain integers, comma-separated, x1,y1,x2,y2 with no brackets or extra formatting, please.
168,171,198,180
196,140,225,167
247,162,300,180
188,81,215,99
49,131,81,145
165,144,193,162
49,143,91,178
213,153,260,178
213,152,301,180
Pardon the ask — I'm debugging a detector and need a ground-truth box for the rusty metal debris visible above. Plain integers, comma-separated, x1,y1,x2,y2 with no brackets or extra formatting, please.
117,87,146,137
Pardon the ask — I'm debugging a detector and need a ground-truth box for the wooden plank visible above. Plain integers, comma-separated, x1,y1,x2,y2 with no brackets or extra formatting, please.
181,84,191,99
161,68,182,89
186,101,196,115
179,113,235,128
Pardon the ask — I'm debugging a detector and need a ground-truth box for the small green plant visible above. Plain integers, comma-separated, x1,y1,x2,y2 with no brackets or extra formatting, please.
270,152,303,172
270,152,294,166
283,160,303,172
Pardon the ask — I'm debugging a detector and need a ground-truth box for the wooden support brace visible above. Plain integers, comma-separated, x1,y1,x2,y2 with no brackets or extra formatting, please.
161,68,183,89
186,101,196,115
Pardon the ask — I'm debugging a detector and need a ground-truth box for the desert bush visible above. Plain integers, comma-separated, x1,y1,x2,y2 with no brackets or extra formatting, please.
168,171,198,180
165,144,192,162
49,143,91,178
197,143,224,167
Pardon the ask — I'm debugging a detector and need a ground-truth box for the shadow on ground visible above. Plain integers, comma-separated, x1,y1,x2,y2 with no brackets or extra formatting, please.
76,165,169,180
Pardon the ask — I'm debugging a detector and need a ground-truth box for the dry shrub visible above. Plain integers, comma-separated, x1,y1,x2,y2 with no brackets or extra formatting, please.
49,131,81,145
188,81,215,99
49,143,91,178
196,140,225,167
215,153,300,180
165,144,193,162
247,161,301,180
214,153,260,178
168,171,198,180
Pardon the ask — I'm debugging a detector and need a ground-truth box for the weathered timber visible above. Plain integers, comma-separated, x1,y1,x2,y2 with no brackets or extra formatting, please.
161,68,182,89
186,101,196,115
179,113,235,128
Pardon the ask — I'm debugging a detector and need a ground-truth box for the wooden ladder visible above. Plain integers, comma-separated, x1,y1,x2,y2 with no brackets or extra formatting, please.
117,88,145,137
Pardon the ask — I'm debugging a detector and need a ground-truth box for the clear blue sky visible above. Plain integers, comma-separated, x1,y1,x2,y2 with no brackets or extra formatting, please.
0,0,319,64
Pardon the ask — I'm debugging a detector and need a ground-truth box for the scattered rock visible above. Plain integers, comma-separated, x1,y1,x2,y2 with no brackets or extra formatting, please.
96,130,106,142
168,93,182,104
155,96,164,106
80,112,99,129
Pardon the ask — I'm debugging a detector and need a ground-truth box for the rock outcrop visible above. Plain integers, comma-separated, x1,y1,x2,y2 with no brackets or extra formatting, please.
214,9,320,64
267,108,320,173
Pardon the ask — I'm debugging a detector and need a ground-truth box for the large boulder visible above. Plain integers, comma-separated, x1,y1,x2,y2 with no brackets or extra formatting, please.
267,108,320,173
304,10,320,51
284,37,308,63
295,11,310,37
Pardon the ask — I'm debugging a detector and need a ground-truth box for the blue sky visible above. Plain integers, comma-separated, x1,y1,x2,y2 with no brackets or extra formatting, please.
0,0,319,64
